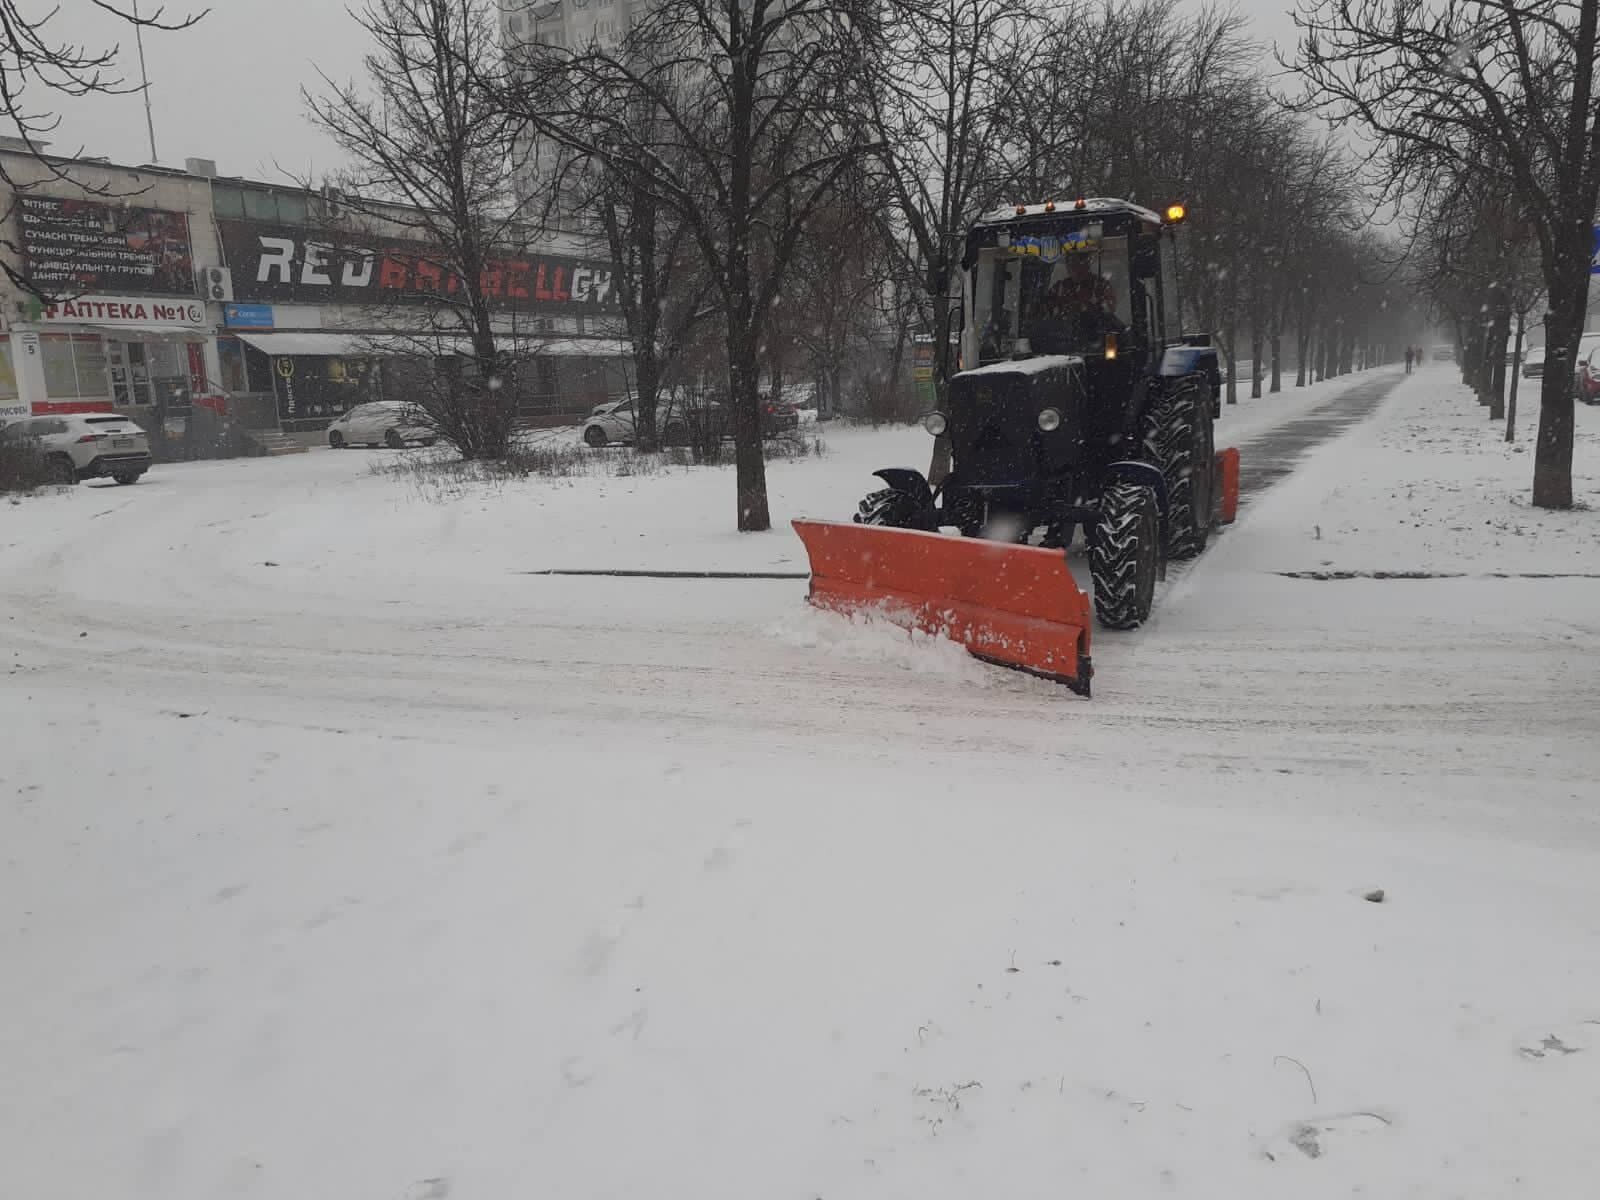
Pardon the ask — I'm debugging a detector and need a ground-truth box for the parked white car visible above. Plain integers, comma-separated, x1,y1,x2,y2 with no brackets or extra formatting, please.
327,401,435,449
580,394,732,447
581,398,637,447
0,412,151,484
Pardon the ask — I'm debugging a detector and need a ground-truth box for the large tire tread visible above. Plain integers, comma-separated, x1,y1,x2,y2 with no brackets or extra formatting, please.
1143,383,1214,560
1090,482,1160,630
855,487,933,530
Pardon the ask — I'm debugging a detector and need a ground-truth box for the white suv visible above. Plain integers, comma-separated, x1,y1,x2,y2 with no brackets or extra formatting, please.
0,413,152,484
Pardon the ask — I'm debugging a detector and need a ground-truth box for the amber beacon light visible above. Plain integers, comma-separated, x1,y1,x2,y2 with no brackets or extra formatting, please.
1164,203,1187,223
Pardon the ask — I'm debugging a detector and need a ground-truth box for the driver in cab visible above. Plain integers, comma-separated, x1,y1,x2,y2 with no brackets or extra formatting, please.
1044,252,1116,324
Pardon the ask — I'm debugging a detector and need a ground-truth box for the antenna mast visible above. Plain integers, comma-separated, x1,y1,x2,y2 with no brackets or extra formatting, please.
132,0,160,162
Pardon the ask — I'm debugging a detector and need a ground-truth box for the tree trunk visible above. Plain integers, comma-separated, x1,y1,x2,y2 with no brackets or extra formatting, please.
1506,310,1524,443
729,321,770,530
634,343,661,451
1270,325,1282,393
1223,318,1239,404
1488,306,1509,422
1250,326,1264,399
1533,279,1584,509
1295,302,1310,387
927,266,956,484
1475,321,1495,404
602,184,662,452
884,300,908,411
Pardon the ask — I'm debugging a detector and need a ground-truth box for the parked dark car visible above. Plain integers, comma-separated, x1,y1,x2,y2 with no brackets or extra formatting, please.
760,395,800,436
1578,344,1600,405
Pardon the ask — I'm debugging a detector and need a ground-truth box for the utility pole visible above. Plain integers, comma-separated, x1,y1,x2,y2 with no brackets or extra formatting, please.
133,0,159,162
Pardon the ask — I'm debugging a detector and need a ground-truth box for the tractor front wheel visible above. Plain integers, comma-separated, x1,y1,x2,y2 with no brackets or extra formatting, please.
1090,481,1161,630
1143,384,1215,559
855,487,935,530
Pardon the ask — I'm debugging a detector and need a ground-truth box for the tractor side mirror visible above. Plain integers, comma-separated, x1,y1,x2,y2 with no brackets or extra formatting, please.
1132,239,1159,279
949,293,965,334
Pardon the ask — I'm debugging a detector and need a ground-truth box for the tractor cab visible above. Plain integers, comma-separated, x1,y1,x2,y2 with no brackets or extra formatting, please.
969,217,1133,364
961,198,1188,374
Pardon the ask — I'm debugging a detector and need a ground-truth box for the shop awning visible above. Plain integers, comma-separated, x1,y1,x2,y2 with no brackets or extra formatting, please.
233,332,388,356
530,337,632,358
361,334,634,358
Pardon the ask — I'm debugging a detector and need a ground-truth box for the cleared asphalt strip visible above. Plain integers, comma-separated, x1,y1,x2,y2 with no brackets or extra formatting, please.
1232,371,1404,506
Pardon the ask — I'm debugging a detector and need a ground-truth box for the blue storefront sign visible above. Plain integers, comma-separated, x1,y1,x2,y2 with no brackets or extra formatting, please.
224,302,275,329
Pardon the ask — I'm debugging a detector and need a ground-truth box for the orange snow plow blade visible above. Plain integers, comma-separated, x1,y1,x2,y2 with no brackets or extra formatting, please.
1216,447,1240,525
791,519,1093,696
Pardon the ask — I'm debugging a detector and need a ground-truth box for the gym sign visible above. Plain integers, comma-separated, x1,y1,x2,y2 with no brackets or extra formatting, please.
39,294,209,328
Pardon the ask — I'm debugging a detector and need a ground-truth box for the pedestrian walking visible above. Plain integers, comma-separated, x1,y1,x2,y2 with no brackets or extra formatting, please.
1404,346,1414,374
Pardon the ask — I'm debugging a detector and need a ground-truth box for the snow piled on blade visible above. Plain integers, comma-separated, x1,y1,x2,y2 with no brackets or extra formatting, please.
769,603,1009,685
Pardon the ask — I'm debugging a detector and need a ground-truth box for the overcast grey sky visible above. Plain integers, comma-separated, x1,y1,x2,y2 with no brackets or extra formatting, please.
50,0,1307,184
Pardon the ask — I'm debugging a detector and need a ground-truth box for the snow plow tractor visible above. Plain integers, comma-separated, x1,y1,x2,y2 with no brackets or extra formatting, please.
793,198,1238,696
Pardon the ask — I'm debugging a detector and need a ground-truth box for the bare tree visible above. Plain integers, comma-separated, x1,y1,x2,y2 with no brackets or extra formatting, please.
558,118,706,454
0,0,205,298
1289,0,1600,509
1412,150,1547,427
783,167,900,417
864,0,1043,480
306,0,539,460
513,0,878,531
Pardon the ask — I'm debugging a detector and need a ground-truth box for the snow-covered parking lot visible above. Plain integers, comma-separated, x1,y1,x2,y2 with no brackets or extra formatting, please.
4,366,1599,1199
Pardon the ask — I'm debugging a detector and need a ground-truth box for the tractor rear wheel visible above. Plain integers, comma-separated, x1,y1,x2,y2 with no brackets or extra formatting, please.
1143,383,1215,559
1090,481,1160,630
855,487,934,530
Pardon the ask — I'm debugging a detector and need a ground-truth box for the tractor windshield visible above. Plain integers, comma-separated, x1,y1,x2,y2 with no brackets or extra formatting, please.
972,234,1132,363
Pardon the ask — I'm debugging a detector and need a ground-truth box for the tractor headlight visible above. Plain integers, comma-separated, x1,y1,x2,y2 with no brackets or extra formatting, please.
923,411,948,436
1037,407,1062,432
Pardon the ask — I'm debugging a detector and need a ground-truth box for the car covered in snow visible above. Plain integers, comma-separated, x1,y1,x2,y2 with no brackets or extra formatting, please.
1521,346,1545,378
583,394,723,448
0,412,151,484
581,392,796,447
327,401,436,449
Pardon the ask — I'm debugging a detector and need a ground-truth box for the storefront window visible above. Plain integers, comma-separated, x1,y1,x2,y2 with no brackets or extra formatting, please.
104,340,192,407
41,334,110,400
0,342,18,402
147,343,190,408
219,338,247,393
245,344,274,392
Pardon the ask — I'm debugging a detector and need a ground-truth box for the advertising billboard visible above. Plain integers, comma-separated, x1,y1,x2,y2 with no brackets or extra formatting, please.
18,196,197,295
217,219,618,312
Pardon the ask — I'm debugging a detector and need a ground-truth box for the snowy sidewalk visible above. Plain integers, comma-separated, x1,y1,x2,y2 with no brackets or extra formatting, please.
3,364,1599,1200
1215,363,1600,576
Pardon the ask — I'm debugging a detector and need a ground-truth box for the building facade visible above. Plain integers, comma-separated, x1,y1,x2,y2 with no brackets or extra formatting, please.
0,144,633,439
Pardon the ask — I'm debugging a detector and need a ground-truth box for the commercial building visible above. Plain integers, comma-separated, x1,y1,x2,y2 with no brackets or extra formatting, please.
0,142,632,440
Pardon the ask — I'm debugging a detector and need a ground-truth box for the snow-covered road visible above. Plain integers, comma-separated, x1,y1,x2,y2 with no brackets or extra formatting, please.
4,367,1599,1198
